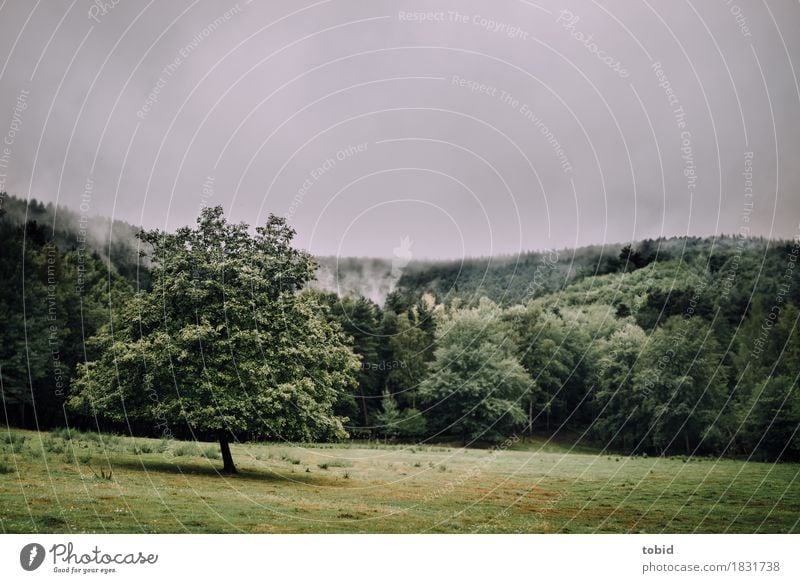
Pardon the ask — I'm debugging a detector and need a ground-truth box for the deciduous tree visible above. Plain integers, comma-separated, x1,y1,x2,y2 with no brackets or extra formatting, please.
71,207,359,473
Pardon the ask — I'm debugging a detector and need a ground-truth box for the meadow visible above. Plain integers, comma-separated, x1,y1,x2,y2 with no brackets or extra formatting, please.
1,427,797,534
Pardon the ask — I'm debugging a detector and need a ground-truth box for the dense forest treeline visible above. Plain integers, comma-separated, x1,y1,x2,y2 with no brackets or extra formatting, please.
0,195,134,431
1,193,798,460
314,237,800,460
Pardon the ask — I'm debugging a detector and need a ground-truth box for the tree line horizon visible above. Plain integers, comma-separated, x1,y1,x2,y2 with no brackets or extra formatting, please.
1,193,798,473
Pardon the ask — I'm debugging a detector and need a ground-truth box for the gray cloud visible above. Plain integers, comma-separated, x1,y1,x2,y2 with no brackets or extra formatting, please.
1,0,798,259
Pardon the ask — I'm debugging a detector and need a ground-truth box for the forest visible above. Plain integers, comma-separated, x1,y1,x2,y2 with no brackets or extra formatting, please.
1,192,798,465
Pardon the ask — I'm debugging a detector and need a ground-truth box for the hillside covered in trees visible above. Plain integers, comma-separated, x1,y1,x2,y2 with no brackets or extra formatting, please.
2,193,798,463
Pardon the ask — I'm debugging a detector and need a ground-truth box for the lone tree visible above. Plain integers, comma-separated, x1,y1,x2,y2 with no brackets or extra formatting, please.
71,206,359,473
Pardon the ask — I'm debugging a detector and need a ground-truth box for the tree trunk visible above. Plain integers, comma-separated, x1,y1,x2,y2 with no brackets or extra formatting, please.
218,432,237,474
360,392,369,427
528,400,534,435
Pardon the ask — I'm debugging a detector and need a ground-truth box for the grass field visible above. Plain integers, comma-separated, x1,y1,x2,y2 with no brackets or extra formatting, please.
1,427,798,533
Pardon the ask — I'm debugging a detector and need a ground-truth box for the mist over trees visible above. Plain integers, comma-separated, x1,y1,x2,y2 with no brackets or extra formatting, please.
1,193,798,466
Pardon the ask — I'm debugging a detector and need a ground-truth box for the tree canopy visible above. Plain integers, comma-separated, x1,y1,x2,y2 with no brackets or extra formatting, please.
420,299,532,444
70,206,359,473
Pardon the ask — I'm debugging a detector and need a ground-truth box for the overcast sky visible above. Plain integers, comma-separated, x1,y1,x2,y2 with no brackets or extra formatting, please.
1,0,798,259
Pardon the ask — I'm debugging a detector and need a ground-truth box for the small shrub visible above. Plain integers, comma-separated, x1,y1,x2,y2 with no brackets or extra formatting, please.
317,463,329,470
171,442,217,458
0,459,12,474
413,462,421,468
2,432,25,446
3,432,22,443
65,450,92,465
343,471,350,479
280,453,301,465
324,459,352,468
83,431,102,443
43,437,65,454
3,436,26,454
132,442,154,455
51,427,74,441
172,444,194,457
102,434,122,449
